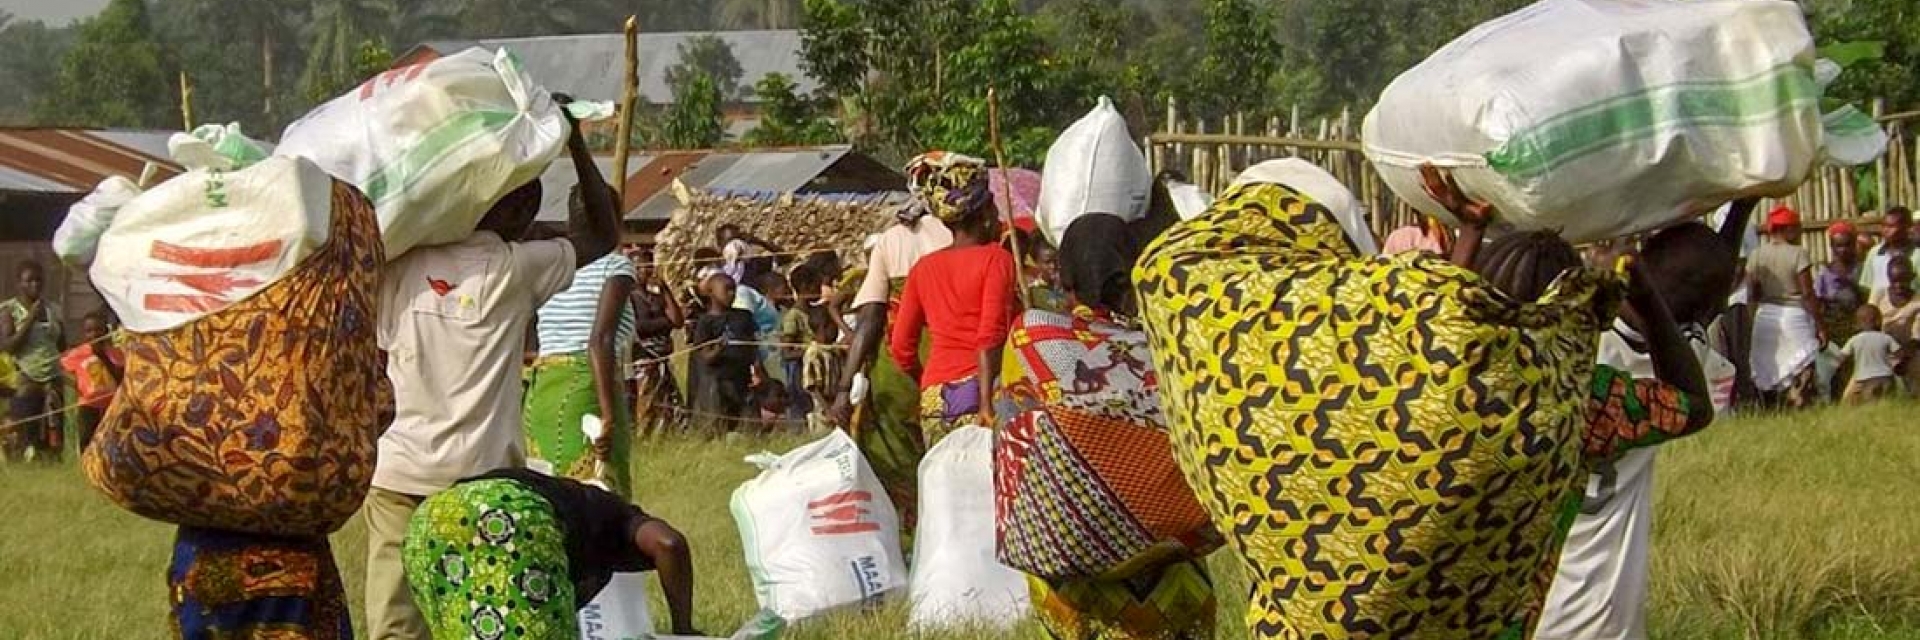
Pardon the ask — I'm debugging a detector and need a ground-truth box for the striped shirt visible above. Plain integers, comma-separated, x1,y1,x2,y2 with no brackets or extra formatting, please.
536,252,637,356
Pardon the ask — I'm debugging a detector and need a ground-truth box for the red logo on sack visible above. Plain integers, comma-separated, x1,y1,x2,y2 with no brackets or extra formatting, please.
807,491,881,535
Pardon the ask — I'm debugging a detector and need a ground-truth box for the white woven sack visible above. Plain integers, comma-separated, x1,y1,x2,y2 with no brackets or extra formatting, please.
730,430,905,622
1364,0,1841,243
1037,96,1151,247
278,47,567,258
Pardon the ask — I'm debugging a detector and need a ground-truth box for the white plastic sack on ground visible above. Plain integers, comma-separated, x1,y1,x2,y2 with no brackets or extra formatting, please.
89,156,334,333
580,572,654,640
1363,0,1881,243
730,430,905,622
1036,96,1152,247
277,47,568,258
53,176,144,267
908,426,1029,630
169,123,270,172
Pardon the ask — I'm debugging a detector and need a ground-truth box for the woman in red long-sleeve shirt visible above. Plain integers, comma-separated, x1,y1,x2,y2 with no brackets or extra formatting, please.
889,154,1019,446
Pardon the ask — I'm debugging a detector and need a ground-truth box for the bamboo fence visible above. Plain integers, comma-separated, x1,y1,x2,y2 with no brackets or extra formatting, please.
1146,99,1920,263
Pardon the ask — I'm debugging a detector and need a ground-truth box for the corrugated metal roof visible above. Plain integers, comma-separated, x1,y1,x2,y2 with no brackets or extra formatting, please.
532,145,874,223
415,30,814,105
0,129,180,194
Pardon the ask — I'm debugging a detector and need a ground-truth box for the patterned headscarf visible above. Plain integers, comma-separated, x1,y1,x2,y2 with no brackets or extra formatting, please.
903,151,993,225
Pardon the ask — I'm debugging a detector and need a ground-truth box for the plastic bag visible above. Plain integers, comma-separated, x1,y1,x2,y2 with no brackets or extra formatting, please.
1036,96,1151,247
907,426,1028,630
52,176,143,267
168,124,270,172
1363,0,1882,243
729,430,905,622
87,156,334,332
277,47,568,258
580,572,655,640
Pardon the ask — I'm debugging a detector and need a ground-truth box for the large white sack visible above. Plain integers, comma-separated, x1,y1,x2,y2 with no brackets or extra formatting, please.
89,156,333,333
277,47,567,258
1037,96,1151,247
907,426,1029,630
1363,0,1874,243
579,572,655,640
730,430,905,622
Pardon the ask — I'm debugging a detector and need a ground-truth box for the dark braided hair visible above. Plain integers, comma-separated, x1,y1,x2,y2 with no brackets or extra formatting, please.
1473,230,1582,303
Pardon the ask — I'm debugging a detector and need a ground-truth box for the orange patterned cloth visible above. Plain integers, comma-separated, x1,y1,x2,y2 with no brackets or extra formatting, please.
85,180,384,537
1581,363,1700,461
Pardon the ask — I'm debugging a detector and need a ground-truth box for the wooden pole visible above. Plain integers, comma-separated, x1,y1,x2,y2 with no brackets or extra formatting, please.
613,16,641,208
986,87,1032,308
179,71,194,131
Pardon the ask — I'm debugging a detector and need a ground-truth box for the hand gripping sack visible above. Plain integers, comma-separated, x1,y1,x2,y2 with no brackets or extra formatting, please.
278,47,567,258
994,309,1219,581
730,430,906,622
83,178,383,537
1364,0,1879,243
1133,182,1624,638
908,426,1029,630
1036,96,1152,247
85,157,334,333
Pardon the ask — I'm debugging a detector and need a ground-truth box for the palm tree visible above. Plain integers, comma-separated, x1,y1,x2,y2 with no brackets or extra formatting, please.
441,0,590,38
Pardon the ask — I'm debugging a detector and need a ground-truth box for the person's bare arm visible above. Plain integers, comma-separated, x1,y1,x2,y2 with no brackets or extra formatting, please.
827,303,887,426
632,520,698,636
1796,268,1826,344
1718,198,1760,253
558,100,621,268
588,274,636,454
1419,164,1494,267
1628,260,1715,432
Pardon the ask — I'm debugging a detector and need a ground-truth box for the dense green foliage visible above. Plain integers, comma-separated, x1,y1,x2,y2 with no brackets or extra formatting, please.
1,0,1913,157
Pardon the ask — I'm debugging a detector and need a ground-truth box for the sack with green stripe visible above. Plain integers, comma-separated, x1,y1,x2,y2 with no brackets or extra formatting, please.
1363,0,1886,244
278,47,567,258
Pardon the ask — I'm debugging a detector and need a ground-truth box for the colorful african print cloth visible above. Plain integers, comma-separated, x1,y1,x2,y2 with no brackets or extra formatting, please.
524,353,633,497
1028,559,1215,640
405,479,577,640
169,527,351,640
85,180,383,537
994,307,1217,581
919,375,983,447
1133,181,1623,639
904,151,992,225
1582,364,1701,461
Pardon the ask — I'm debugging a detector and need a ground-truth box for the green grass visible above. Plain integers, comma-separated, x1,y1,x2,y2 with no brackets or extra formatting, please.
3,404,1919,639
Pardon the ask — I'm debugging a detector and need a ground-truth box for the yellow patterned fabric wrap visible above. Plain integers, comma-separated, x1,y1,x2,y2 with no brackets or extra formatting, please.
84,180,383,537
1132,182,1622,639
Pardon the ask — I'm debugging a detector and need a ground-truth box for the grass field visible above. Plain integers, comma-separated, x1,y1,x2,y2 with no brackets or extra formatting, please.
3,403,1919,639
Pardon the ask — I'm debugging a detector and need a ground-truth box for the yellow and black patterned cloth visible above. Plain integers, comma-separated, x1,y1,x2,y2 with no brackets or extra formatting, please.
1132,182,1623,639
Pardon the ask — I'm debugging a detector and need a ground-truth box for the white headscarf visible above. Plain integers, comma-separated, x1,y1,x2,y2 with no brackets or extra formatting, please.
1230,159,1379,256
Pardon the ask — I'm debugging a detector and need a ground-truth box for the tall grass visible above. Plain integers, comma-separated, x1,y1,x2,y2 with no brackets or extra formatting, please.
0,404,1916,639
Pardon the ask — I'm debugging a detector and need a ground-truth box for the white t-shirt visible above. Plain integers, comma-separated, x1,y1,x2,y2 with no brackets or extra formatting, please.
1859,244,1920,304
1537,322,1734,640
1843,330,1901,381
853,219,952,308
374,232,576,496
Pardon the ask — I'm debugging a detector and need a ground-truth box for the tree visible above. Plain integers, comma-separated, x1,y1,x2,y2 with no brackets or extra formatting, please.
154,0,307,132
662,72,726,149
36,0,173,128
301,0,399,103
442,0,589,39
1184,0,1281,120
1806,0,1920,109
0,20,75,125
666,35,746,100
743,72,840,146
715,0,801,30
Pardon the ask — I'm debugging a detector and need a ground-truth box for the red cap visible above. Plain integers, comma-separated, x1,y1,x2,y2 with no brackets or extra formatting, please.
1767,205,1801,231
1827,220,1856,239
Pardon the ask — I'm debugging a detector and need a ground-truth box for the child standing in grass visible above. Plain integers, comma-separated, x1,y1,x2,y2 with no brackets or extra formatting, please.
59,311,122,452
690,274,762,434
1840,305,1901,405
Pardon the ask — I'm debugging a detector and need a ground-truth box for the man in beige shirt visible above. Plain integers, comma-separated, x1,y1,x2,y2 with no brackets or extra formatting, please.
364,109,623,639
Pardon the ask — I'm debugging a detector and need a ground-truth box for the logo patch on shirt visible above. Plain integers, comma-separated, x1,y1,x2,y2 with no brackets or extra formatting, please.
426,277,454,297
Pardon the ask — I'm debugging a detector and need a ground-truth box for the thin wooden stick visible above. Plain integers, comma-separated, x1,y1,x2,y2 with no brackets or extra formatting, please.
613,16,641,207
985,87,1031,308
179,71,194,132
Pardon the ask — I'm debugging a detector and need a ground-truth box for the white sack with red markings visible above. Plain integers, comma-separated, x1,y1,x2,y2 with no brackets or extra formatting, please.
88,156,333,333
730,430,906,622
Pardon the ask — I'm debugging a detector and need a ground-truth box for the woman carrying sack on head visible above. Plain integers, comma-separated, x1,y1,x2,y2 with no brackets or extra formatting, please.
1000,204,1217,640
